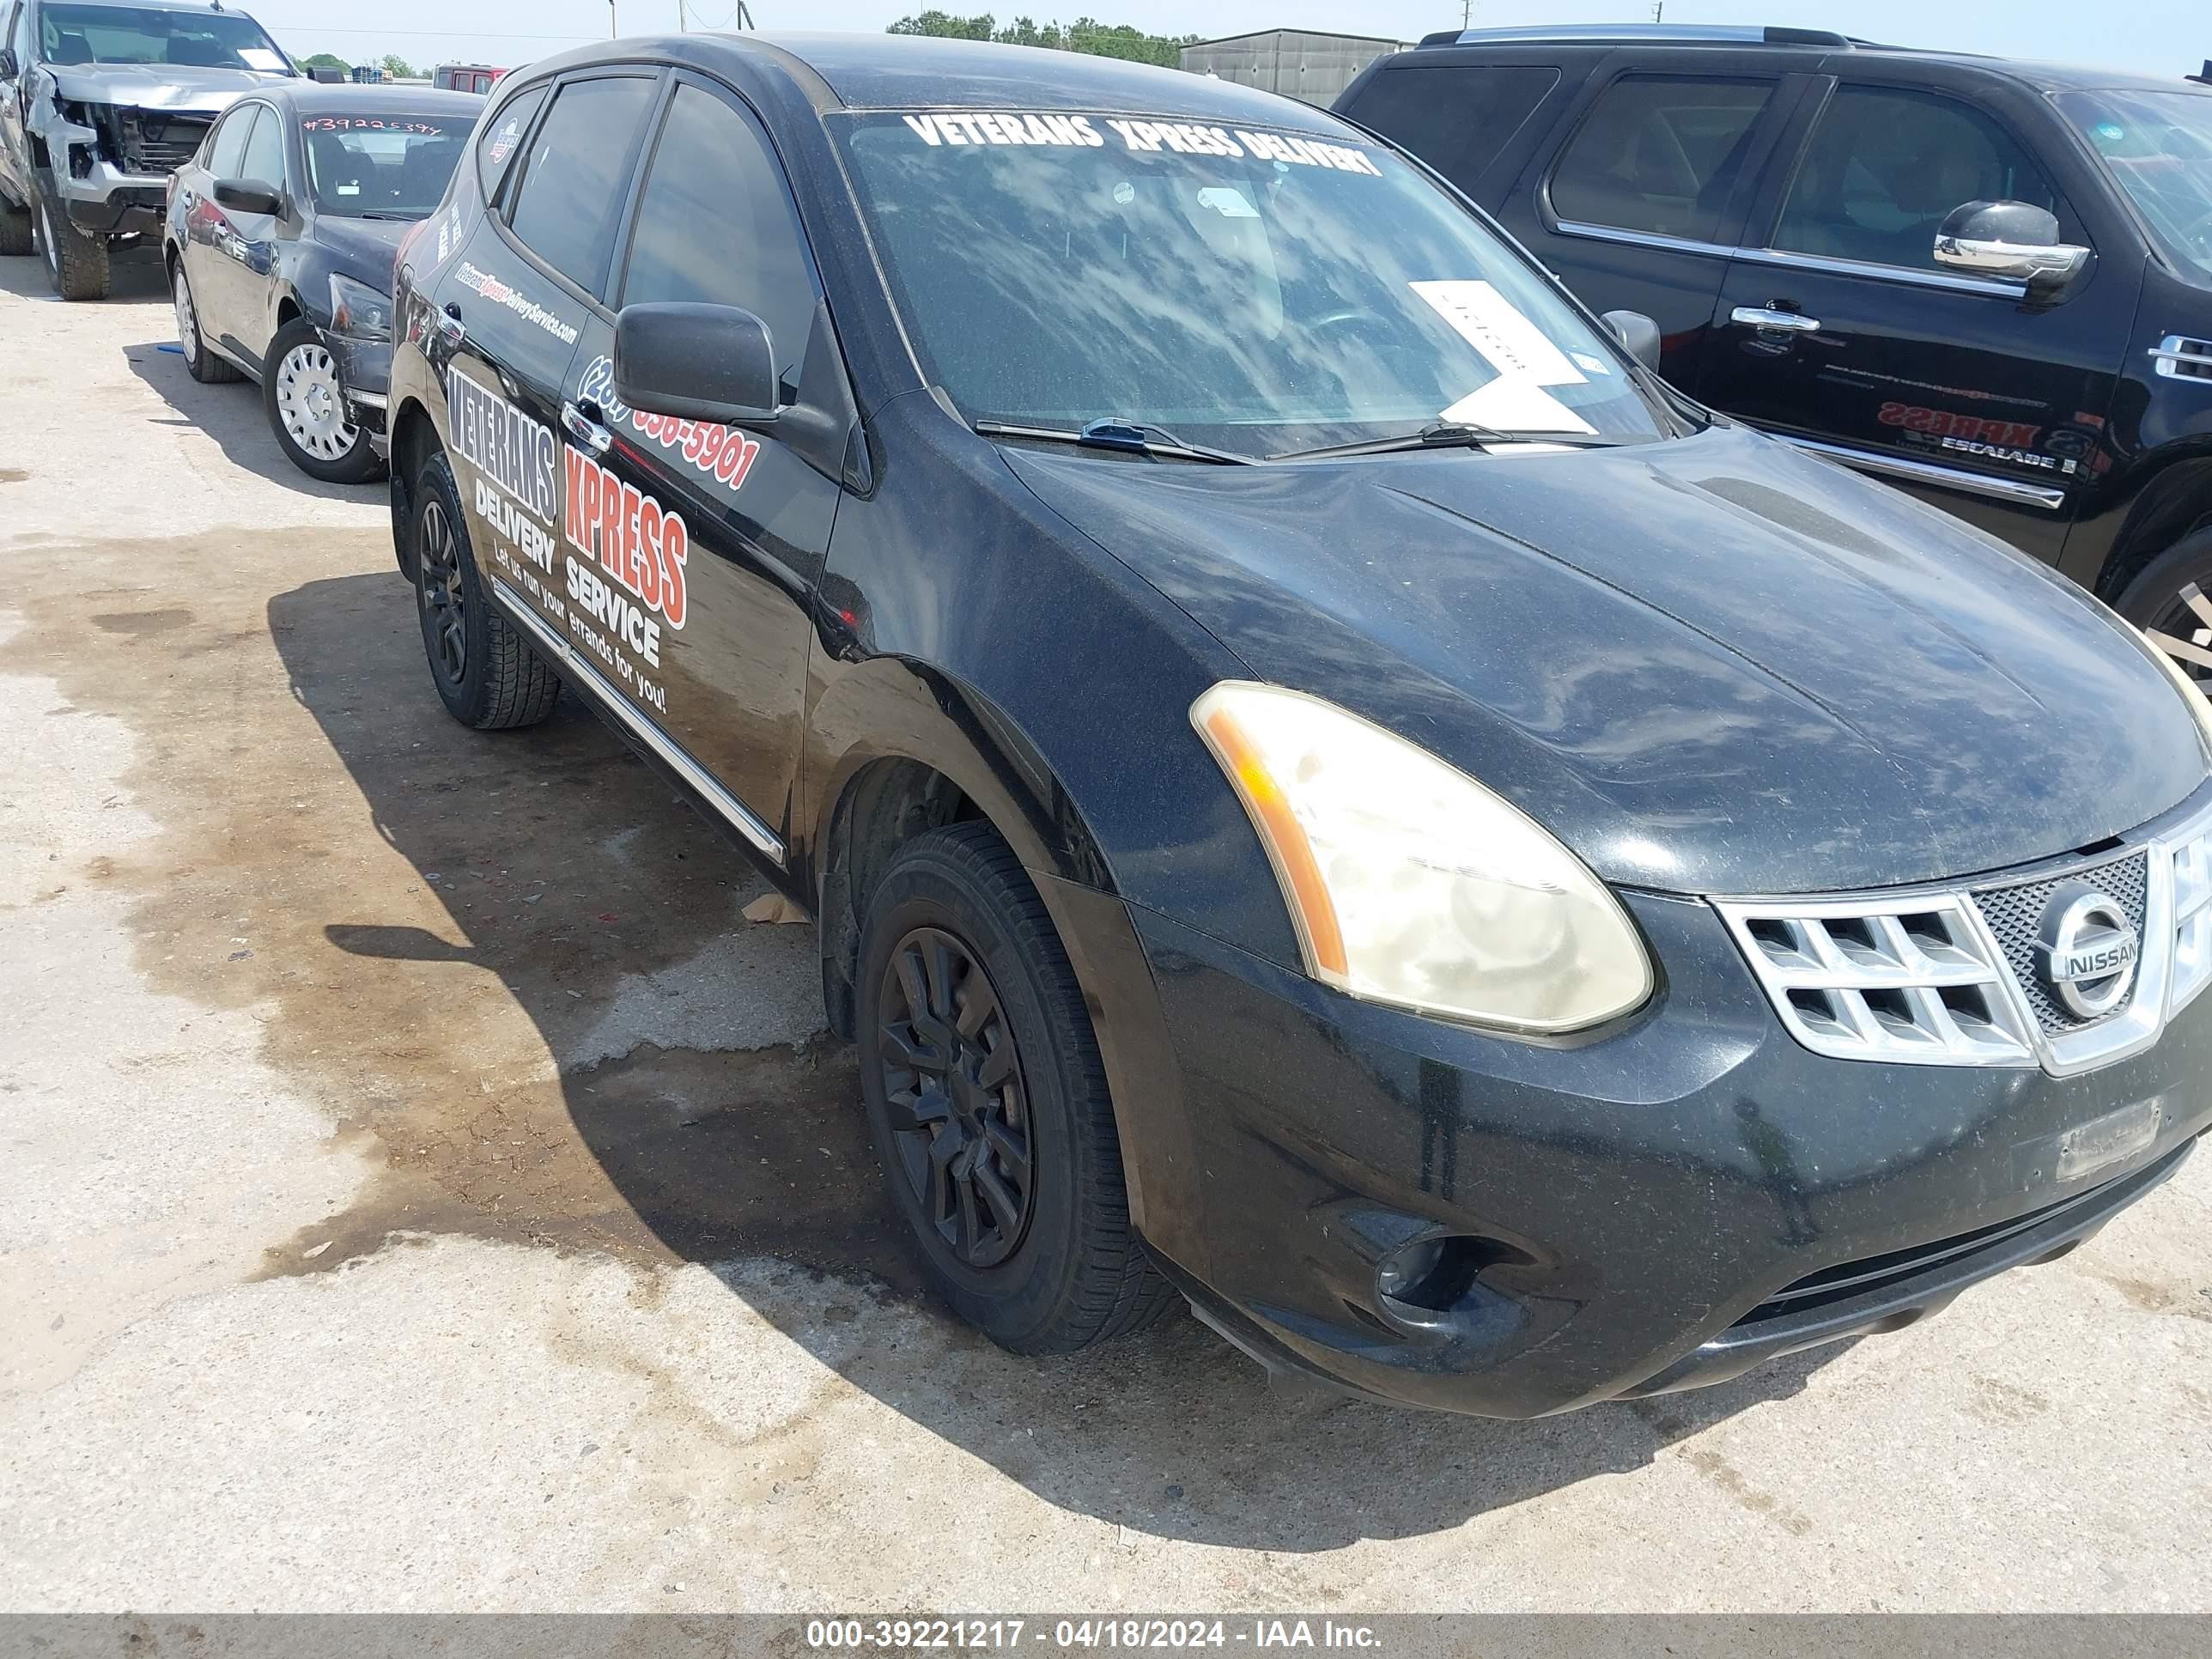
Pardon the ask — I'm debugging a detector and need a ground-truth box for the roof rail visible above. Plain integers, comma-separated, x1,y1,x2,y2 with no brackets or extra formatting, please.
1416,24,1854,50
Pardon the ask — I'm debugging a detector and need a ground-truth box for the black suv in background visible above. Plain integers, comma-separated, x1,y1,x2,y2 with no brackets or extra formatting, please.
1339,26,2212,675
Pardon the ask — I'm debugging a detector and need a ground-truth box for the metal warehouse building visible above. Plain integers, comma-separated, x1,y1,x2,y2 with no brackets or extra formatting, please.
1179,29,1406,106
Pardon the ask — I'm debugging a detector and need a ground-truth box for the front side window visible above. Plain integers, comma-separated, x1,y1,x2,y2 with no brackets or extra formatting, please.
1548,75,1774,242
237,103,284,191
506,74,657,297
835,111,1676,457
204,101,254,176
2059,88,2212,281
301,112,477,219
1773,85,2061,271
38,2,287,70
619,84,820,387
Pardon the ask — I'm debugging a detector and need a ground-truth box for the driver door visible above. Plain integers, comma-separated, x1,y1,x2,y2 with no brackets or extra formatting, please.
204,100,292,367
1705,77,2135,564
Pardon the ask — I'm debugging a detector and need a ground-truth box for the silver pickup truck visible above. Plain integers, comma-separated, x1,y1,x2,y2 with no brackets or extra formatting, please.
0,0,292,298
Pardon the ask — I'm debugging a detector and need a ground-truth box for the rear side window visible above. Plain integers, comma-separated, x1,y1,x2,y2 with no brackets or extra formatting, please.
1340,64,1561,191
506,75,657,296
617,83,821,387
1771,85,2062,271
477,82,546,204
1549,75,1774,242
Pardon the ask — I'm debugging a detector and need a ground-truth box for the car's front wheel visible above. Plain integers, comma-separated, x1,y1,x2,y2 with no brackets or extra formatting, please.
856,822,1175,1353
410,450,561,730
33,180,109,301
264,317,380,483
0,194,31,257
2118,524,2212,684
172,258,240,385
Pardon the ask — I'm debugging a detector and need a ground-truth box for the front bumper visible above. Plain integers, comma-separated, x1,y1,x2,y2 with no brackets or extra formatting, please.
54,158,168,235
1091,885,2210,1418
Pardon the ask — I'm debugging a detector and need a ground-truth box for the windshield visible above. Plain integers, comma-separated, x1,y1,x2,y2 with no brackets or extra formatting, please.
832,111,1675,457
301,113,476,219
2059,88,2212,279
38,3,289,71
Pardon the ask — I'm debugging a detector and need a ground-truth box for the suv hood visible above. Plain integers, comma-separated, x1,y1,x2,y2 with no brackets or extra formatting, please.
48,65,287,111
1005,425,2207,896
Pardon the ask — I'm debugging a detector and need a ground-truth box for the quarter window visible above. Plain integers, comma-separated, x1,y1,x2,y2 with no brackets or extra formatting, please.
237,105,284,189
477,81,546,204
618,83,821,386
1771,85,2061,271
1340,65,1562,192
1549,75,1774,242
506,74,658,297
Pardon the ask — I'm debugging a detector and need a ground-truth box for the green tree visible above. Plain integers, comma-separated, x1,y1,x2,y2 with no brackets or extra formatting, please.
380,52,417,80
298,51,353,76
885,11,1198,67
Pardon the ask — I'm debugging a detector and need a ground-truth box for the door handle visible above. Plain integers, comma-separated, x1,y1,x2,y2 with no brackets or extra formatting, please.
1732,306,1822,334
562,399,612,455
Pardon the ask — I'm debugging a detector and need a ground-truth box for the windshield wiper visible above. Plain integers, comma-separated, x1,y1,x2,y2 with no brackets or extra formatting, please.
973,417,1257,466
1273,421,1626,462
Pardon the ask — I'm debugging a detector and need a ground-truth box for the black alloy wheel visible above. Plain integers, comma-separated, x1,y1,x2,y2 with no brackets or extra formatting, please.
418,492,469,691
876,924,1036,1269
410,451,561,730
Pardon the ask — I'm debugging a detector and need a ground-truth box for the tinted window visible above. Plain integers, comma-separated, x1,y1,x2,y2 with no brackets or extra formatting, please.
477,82,545,204
619,85,820,385
2061,88,2212,277
205,102,254,176
506,75,657,296
238,104,284,190
1550,75,1773,241
1773,86,2061,270
301,112,476,218
1341,65,1561,191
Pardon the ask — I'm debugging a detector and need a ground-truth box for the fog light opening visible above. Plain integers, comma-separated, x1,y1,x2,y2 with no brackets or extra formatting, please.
1374,1234,1507,1316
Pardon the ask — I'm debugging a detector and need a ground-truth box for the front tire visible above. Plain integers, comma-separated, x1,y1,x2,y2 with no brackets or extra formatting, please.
0,195,31,257
410,451,561,730
172,257,240,384
33,179,110,301
264,317,380,483
2117,524,2212,683
857,822,1174,1353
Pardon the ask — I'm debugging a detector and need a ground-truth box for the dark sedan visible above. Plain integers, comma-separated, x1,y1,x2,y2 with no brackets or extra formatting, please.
163,82,479,481
380,33,2211,1416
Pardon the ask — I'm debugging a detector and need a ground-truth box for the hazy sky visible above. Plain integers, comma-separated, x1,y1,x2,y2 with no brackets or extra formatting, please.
249,0,2203,85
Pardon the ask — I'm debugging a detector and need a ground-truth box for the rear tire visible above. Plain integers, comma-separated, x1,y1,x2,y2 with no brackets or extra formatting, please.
410,451,561,731
2117,524,2212,683
171,257,240,385
0,196,31,257
33,179,110,301
856,822,1175,1353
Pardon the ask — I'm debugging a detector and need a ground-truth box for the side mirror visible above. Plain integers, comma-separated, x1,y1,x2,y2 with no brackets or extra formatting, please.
213,176,283,216
615,301,777,428
1601,308,1662,374
1934,199,2089,294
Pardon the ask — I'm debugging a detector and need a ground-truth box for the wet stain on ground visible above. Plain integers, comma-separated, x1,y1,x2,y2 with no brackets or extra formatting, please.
11,532,908,1296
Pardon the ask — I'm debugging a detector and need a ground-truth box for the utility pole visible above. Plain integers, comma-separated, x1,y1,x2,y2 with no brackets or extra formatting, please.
608,1,617,39
1461,1,1473,26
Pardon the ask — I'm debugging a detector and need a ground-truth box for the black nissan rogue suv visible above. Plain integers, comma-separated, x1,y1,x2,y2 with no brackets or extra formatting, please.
1339,26,2212,681
383,32,2211,1417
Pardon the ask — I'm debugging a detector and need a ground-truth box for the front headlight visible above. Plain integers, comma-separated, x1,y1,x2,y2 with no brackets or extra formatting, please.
328,272,392,341
1191,682,1653,1034
2142,626,2212,760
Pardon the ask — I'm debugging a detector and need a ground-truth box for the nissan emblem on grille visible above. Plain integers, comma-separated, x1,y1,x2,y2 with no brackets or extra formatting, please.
2035,882,2142,1021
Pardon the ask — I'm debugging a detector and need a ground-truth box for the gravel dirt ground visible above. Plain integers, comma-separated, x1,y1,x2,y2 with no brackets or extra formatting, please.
1,246,2209,1616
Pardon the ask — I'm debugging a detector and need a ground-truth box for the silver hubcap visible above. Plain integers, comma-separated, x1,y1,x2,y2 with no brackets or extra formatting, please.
275,341,357,461
173,270,198,362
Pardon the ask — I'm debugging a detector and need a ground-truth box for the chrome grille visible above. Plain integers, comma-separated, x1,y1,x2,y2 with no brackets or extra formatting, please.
1717,795,2212,1077
1718,896,2035,1066
1972,851,2149,1035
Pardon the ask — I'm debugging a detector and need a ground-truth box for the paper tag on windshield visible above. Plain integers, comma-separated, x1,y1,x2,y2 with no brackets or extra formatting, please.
1196,186,1258,219
240,47,286,70
1440,379,1596,437
1411,281,1585,388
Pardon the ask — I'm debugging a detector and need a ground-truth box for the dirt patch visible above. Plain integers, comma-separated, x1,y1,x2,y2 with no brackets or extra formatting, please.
9,532,904,1291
